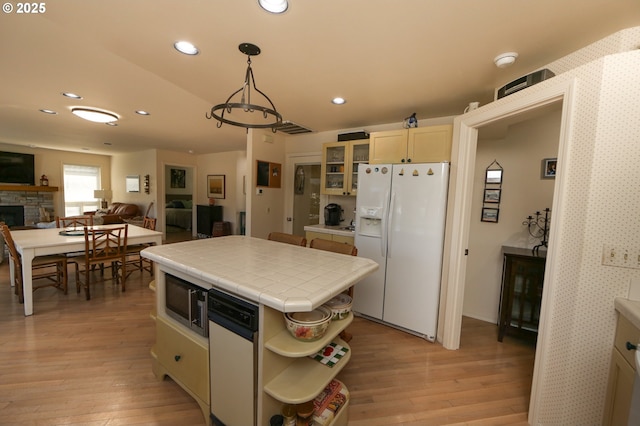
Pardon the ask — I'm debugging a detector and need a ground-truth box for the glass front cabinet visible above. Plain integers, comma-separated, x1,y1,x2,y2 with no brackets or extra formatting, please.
321,140,369,196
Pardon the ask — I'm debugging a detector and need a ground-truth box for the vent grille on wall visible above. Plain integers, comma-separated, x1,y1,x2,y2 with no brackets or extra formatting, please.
277,121,313,134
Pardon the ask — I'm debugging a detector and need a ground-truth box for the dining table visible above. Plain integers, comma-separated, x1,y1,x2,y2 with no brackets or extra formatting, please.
9,224,163,316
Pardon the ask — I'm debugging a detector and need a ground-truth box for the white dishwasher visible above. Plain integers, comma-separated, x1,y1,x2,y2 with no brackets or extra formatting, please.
208,288,259,426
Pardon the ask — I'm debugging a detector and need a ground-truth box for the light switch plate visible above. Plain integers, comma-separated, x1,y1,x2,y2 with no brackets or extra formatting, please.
629,277,640,301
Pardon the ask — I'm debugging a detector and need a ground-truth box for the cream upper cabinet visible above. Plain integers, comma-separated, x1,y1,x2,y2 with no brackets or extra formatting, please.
369,124,453,164
321,139,369,196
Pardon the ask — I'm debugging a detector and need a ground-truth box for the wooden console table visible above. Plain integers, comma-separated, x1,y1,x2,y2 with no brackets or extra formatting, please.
498,246,546,342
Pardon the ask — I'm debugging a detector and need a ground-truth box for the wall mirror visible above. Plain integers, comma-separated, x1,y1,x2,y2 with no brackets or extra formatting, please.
126,175,140,192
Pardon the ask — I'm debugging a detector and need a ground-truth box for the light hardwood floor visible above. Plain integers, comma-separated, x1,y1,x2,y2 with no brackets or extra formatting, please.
0,253,533,425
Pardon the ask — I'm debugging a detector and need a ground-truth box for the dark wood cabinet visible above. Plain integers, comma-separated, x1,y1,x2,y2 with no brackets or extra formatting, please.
498,246,546,342
196,205,222,237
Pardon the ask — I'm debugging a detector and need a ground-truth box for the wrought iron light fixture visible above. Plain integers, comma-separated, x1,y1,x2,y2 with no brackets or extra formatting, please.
207,43,282,132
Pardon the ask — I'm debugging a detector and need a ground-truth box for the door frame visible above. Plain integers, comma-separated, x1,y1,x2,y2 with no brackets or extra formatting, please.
440,77,576,423
283,152,321,234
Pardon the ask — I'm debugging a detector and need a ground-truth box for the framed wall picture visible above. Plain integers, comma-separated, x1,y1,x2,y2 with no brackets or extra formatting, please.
126,175,140,193
483,188,501,203
170,168,186,188
481,207,499,223
207,174,225,199
542,158,557,179
485,169,503,184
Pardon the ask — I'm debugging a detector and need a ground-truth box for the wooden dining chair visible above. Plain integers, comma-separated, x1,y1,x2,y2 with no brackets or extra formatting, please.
309,238,358,343
1,223,68,303
73,224,128,300
55,215,94,228
268,231,307,247
125,216,157,277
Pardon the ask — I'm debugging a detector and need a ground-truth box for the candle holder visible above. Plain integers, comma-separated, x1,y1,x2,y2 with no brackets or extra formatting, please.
523,208,551,254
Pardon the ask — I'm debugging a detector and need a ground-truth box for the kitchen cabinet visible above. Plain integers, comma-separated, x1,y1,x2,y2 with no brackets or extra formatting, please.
603,314,640,425
260,305,351,425
152,316,210,421
306,230,354,246
368,124,453,164
498,246,545,342
321,140,369,196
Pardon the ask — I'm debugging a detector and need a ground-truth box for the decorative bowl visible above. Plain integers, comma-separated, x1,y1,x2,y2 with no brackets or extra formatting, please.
323,293,353,320
284,306,332,341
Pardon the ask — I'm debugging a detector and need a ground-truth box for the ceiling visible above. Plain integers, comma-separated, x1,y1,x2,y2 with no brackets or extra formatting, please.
1,1,639,156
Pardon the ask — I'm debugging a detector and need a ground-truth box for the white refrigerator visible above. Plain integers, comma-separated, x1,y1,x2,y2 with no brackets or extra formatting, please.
353,162,449,341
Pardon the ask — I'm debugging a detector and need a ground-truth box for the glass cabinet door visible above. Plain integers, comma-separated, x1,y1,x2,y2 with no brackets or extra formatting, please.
321,140,369,196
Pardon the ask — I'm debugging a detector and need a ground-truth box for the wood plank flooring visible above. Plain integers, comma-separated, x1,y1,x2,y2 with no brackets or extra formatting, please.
0,253,533,425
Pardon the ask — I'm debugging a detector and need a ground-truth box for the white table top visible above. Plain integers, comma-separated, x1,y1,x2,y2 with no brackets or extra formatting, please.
142,235,378,312
11,224,163,316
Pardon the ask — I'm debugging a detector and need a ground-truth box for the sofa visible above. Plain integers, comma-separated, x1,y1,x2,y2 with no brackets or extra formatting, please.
85,202,140,225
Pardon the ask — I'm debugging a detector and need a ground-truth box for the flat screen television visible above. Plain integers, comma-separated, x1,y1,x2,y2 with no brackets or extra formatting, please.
0,151,35,185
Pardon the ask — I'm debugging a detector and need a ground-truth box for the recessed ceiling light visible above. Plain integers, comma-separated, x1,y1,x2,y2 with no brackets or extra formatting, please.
174,41,199,55
135,110,150,116
39,109,57,114
331,97,346,105
72,108,119,123
105,122,118,126
62,92,83,99
258,0,288,14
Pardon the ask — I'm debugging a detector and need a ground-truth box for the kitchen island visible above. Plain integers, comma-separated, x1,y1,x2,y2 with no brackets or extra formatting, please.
142,236,378,425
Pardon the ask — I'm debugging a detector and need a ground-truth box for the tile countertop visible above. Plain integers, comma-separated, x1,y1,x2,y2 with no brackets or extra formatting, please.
304,224,355,238
615,298,640,330
142,235,378,313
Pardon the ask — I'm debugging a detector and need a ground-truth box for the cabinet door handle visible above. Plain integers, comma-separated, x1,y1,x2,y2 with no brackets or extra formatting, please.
626,341,637,351
174,355,182,362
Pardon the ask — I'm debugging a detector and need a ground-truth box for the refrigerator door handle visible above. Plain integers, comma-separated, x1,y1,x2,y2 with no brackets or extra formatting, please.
387,191,396,258
380,190,390,257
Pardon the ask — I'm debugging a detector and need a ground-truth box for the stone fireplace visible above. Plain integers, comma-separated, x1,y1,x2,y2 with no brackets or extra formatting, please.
0,205,25,227
0,188,55,227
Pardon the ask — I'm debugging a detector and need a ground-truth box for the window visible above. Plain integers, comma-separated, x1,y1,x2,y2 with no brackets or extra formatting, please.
63,164,101,216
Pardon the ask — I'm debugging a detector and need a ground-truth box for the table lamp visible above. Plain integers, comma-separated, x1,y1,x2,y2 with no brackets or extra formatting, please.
94,189,112,209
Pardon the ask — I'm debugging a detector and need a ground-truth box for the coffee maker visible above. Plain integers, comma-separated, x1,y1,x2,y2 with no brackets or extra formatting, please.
324,203,342,226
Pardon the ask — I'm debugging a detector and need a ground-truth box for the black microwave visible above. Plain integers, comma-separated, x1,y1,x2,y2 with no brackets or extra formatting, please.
165,273,208,337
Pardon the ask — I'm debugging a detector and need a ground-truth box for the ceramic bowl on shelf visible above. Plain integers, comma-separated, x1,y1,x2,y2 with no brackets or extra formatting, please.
284,306,332,341
323,293,353,320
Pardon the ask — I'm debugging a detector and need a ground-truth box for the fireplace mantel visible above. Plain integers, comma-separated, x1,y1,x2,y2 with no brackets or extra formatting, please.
0,185,58,192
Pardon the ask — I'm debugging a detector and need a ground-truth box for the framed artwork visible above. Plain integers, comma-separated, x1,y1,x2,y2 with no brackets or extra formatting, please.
481,207,499,223
483,188,501,203
126,175,139,193
485,169,503,184
542,158,557,179
170,168,186,188
207,174,225,199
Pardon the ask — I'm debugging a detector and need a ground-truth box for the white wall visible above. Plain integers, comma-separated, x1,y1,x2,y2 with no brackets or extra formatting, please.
463,111,560,322
246,129,286,239
0,142,111,217
196,150,246,234
111,150,156,217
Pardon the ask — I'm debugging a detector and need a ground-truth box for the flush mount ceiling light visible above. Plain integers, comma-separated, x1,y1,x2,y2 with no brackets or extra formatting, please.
494,52,518,68
258,0,288,13
207,43,283,131
71,108,119,124
62,92,82,99
174,41,199,55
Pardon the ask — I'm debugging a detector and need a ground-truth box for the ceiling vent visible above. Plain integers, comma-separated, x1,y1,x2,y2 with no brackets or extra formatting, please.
277,120,313,135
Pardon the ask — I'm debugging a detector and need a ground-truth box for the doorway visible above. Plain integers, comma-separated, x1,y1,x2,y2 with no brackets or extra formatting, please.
441,78,576,423
292,163,321,236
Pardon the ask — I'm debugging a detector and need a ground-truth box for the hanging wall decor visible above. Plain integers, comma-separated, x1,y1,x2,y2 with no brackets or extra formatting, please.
481,160,503,222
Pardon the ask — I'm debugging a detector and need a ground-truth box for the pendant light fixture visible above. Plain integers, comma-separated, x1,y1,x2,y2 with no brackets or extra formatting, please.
207,43,282,132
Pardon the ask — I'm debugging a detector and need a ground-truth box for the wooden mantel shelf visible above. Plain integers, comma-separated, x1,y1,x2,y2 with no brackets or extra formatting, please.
0,185,58,192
